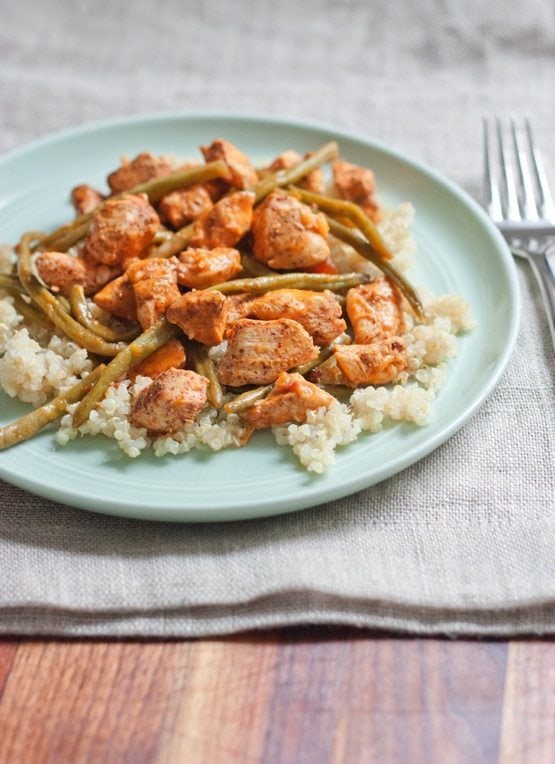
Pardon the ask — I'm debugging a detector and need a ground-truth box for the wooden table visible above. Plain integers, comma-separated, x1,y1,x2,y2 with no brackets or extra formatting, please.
0,632,552,763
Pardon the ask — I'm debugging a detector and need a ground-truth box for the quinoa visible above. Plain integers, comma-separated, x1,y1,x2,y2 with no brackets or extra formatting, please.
0,201,475,471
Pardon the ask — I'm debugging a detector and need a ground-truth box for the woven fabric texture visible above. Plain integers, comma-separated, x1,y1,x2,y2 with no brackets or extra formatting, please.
0,0,553,636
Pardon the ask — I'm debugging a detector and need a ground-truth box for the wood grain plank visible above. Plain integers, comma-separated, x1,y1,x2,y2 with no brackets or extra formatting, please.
259,633,507,764
499,640,555,764
0,632,519,764
0,640,192,764
159,634,279,763
0,639,19,700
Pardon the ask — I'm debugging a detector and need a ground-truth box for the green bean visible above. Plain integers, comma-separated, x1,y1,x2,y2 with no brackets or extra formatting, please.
72,319,179,428
17,233,128,356
0,365,105,450
224,336,350,415
253,142,339,203
1,274,55,327
150,223,194,259
0,274,25,293
223,384,272,414
40,161,229,252
326,218,424,320
69,285,141,343
133,161,229,203
207,271,370,295
288,186,395,262
190,345,224,409
240,253,275,277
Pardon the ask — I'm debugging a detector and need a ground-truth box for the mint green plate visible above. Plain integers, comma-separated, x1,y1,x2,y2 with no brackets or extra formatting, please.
0,113,519,522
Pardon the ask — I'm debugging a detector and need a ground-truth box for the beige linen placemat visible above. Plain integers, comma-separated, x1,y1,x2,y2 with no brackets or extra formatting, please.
0,0,553,636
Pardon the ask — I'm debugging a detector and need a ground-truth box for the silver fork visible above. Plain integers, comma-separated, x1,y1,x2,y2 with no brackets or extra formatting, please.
483,116,555,349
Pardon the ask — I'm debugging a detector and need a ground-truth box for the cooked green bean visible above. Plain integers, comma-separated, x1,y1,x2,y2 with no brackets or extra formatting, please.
190,345,224,409
223,384,272,414
208,271,370,295
253,142,339,203
1,274,55,327
326,218,424,319
150,223,194,259
39,161,229,252
69,285,141,342
17,233,128,356
224,336,350,414
240,252,275,277
289,186,394,261
0,274,24,293
0,365,105,450
72,319,179,428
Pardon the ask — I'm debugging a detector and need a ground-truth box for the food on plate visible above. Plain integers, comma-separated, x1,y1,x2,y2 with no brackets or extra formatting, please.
0,138,475,472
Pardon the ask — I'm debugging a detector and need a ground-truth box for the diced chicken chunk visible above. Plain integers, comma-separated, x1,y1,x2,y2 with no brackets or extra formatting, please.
159,185,213,229
225,293,258,324
107,152,174,194
127,257,180,329
242,372,334,429
128,338,187,382
251,191,330,270
249,289,346,346
190,191,254,249
334,338,408,386
218,318,318,387
176,247,242,289
85,194,160,266
167,290,229,346
201,139,258,189
265,150,325,194
71,184,103,215
129,369,208,433
35,251,119,296
332,159,381,222
346,277,406,344
93,274,137,322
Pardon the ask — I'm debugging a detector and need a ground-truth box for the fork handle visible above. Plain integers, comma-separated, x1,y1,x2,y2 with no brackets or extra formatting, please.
525,251,555,351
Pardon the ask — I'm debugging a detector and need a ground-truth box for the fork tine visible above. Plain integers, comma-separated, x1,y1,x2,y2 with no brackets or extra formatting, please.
496,117,521,221
510,116,540,221
483,118,503,221
525,118,555,222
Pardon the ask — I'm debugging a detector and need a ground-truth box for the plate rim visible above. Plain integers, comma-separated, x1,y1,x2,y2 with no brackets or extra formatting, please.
0,111,521,522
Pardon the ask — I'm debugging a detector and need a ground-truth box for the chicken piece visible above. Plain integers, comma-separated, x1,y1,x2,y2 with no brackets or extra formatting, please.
128,338,186,382
249,289,346,346
93,274,137,322
107,152,174,194
189,191,254,249
242,372,334,429
308,355,347,386
346,277,406,344
158,185,213,229
266,150,325,193
176,247,242,289
225,293,258,324
35,251,119,296
334,338,408,386
129,369,208,433
166,291,229,346
126,258,180,329
251,191,330,270
71,184,104,215
201,138,258,190
85,193,160,266
332,159,381,222
218,318,318,387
